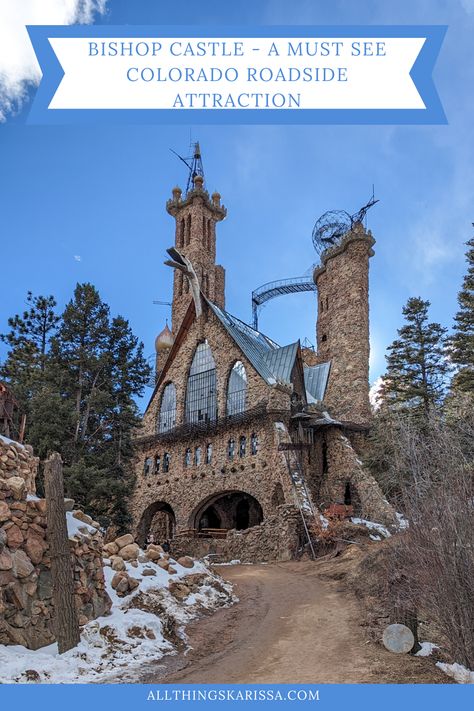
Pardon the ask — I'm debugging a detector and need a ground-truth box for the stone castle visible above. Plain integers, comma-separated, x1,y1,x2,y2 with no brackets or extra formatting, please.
131,150,395,560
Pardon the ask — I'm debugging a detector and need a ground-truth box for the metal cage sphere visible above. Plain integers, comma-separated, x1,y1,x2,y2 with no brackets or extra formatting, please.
312,209,352,256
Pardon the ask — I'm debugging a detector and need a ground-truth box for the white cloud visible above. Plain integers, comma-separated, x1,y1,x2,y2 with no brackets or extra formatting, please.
0,0,107,121
73,254,81,261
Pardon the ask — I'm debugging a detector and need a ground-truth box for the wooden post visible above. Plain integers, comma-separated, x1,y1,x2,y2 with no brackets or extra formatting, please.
44,452,81,654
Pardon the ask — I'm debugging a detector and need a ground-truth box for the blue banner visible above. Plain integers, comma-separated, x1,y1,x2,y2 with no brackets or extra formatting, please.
26,25,447,124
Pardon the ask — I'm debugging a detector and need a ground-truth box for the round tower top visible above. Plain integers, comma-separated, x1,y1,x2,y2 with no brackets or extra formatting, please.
155,323,174,352
193,174,204,189
172,186,182,198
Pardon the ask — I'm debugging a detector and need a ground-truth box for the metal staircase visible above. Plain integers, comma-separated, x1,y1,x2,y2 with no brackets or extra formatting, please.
276,429,320,559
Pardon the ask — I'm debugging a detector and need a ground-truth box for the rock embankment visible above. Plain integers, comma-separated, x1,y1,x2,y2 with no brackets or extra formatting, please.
0,436,111,649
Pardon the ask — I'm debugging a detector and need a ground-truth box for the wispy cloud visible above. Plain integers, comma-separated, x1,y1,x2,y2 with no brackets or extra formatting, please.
0,0,108,121
73,255,81,262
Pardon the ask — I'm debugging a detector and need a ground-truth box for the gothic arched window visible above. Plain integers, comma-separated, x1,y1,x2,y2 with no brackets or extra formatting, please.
228,438,235,460
185,341,217,424
239,435,247,458
158,382,176,433
251,433,258,455
227,361,247,415
206,443,212,465
184,448,191,467
195,446,201,466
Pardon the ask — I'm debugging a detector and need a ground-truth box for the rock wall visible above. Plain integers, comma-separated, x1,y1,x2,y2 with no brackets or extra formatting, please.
170,505,305,563
322,428,397,527
0,436,111,649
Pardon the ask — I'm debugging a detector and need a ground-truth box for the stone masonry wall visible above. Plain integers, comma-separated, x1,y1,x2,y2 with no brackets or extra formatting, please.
170,505,305,563
0,436,111,649
167,178,227,333
320,427,397,527
314,225,375,425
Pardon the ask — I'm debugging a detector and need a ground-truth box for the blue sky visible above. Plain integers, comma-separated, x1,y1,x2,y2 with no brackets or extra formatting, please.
0,0,473,408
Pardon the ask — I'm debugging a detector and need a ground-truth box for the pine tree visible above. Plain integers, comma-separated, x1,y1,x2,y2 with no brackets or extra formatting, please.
0,292,60,429
380,297,450,415
450,236,474,392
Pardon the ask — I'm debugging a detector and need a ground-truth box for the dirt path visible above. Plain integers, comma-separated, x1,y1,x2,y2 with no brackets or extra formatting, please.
138,561,448,684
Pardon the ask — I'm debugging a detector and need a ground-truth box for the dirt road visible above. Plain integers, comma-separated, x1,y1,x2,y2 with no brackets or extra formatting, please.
138,561,448,684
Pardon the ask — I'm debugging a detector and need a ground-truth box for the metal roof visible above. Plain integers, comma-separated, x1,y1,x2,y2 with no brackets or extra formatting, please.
207,300,299,386
304,361,331,402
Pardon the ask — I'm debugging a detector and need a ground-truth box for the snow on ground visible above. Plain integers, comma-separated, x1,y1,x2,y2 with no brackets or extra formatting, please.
65,511,97,537
351,517,391,538
436,662,474,684
0,434,24,447
415,642,439,657
0,555,234,684
395,512,409,530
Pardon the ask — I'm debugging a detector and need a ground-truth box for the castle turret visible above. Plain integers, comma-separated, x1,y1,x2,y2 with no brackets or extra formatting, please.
166,144,227,332
313,222,375,425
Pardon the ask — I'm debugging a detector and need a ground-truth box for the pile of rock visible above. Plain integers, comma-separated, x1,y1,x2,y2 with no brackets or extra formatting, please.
103,533,197,597
0,436,111,649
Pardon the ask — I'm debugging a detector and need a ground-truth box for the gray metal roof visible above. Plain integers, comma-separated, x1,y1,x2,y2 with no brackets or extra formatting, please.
207,300,299,386
304,362,331,402
263,341,300,384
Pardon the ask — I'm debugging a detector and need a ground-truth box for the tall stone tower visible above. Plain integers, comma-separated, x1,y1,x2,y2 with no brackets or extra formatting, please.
166,147,227,333
313,222,375,425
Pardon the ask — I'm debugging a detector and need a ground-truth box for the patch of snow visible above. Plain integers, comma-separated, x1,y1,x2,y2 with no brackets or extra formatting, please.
274,422,287,432
26,494,40,502
416,641,439,657
213,559,241,566
436,662,474,684
396,511,409,530
369,534,382,541
0,434,24,448
351,517,391,538
319,514,329,530
0,553,233,684
65,511,96,539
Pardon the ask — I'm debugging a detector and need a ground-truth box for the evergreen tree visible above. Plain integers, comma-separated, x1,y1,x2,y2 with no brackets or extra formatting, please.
380,297,450,415
1,283,151,531
0,291,60,429
450,236,474,392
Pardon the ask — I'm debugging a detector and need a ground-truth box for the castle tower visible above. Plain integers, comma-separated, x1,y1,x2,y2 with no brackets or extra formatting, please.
155,323,174,381
166,146,227,332
313,222,375,425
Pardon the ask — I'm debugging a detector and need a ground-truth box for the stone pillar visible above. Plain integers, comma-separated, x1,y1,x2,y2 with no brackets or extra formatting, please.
166,177,227,333
313,223,375,425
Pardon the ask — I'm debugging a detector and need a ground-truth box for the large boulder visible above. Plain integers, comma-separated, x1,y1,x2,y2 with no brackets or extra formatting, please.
177,556,195,569
103,542,119,556
115,533,133,548
119,543,139,561
0,501,10,522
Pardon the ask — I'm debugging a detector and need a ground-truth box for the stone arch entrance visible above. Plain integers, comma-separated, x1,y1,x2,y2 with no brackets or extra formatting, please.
192,491,263,532
136,501,176,547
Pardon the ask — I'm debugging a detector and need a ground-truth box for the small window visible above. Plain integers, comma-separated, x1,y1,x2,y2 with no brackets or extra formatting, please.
320,299,324,311
227,438,235,460
195,446,201,466
239,435,246,458
206,443,212,465
163,453,170,473
155,455,161,474
144,457,152,476
321,334,327,343
251,433,258,455
184,448,191,467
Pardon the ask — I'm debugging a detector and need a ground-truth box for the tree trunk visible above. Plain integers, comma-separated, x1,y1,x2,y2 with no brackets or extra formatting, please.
44,452,81,654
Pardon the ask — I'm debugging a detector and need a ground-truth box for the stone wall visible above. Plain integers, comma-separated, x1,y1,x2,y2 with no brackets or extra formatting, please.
320,428,397,527
170,505,305,563
0,436,111,649
314,224,375,425
167,177,227,332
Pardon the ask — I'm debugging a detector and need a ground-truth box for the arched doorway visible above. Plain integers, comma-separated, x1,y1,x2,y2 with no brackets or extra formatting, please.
192,491,263,533
136,501,176,547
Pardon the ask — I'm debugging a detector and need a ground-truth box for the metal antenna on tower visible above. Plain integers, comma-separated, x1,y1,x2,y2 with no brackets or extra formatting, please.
169,141,205,195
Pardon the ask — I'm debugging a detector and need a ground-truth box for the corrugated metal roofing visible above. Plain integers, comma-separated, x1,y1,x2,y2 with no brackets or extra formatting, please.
207,300,299,386
304,361,331,402
262,341,300,384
